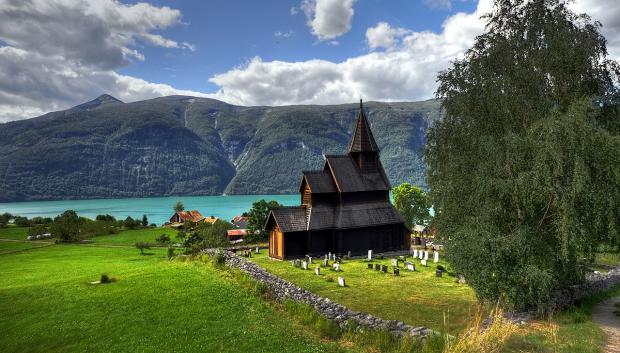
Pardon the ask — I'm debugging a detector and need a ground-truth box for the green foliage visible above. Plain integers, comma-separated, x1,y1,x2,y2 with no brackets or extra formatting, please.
95,214,116,222
393,183,432,228
31,216,53,225
50,210,80,242
141,214,148,227
100,274,116,284
427,0,620,310
155,233,171,244
0,213,12,225
246,199,281,242
27,224,48,237
79,219,118,237
135,242,151,255
184,220,233,251
174,201,184,212
13,216,31,228
167,247,175,259
123,216,139,230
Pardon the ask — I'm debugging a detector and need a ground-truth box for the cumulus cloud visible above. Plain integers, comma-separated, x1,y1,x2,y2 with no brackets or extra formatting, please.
423,0,453,11
569,0,620,61
0,0,199,122
208,0,492,106
366,22,411,50
301,0,355,40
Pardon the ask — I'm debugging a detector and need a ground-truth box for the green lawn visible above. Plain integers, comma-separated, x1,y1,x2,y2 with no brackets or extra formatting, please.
250,252,478,334
0,226,28,240
0,240,51,254
89,227,177,246
0,245,349,353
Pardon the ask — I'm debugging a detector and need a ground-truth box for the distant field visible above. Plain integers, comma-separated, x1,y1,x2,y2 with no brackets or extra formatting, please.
0,226,28,240
251,252,478,334
0,245,348,353
0,240,51,254
89,227,177,246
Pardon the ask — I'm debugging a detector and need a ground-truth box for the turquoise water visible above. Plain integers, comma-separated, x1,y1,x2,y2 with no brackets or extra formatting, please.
0,195,299,225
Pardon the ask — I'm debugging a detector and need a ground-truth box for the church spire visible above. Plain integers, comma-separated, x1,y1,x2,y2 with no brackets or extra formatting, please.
348,99,379,154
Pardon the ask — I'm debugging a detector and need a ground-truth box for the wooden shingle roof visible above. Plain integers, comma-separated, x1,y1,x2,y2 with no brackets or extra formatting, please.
324,155,389,192
270,206,308,233
347,100,379,154
301,170,337,193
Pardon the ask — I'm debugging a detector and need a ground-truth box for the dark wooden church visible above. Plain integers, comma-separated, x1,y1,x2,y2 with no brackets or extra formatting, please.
265,101,410,259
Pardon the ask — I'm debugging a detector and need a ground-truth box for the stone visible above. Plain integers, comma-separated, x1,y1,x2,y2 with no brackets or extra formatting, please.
308,256,312,264
336,257,341,264
367,263,373,269
391,259,398,267
333,263,340,272
255,247,259,253
294,259,301,268
347,251,351,258
375,264,381,271
413,249,418,258
382,265,388,273
323,259,329,267
418,251,423,259
407,263,415,271
434,252,439,263
302,261,308,270
423,251,429,260
435,270,443,277
421,259,427,267
315,267,321,276
338,277,346,287
367,250,373,261
394,268,400,276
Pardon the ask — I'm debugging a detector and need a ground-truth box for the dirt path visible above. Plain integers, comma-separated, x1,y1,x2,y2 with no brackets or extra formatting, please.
592,296,620,353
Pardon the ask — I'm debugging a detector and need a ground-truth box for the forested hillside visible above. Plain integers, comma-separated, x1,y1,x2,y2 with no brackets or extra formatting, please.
0,95,441,201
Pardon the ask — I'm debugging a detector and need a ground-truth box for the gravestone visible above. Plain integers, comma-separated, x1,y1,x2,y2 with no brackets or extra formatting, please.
435,270,443,277
381,265,388,273
323,259,329,267
332,254,336,261
406,263,416,271
338,277,346,287
413,249,418,258
302,261,308,270
347,251,351,258
291,261,296,267
336,257,341,264
394,268,400,276
424,251,429,260
367,250,373,261
367,263,373,269
328,252,331,261
434,252,439,263
294,259,301,268
255,247,259,253
333,263,340,272
248,251,252,258
418,251,423,259
308,256,312,264
375,264,381,271
421,259,427,267
391,259,399,267
315,267,321,276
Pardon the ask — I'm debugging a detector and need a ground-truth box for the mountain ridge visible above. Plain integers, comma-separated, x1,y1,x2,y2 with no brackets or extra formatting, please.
0,95,442,202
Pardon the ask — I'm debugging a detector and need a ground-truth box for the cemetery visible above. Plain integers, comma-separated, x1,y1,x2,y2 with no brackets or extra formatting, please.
250,249,477,334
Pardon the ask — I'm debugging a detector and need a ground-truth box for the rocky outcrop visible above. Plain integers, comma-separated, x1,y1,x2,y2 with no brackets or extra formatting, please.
203,249,434,339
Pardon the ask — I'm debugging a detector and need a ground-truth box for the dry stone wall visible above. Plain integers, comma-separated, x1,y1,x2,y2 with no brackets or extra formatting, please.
204,249,434,339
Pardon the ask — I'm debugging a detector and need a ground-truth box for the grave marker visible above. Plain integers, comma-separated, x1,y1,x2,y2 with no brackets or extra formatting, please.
302,261,308,270
333,263,340,272
338,277,346,287
315,267,321,276
367,250,373,261
413,249,418,258
381,265,388,273
406,263,416,271
367,263,373,269
391,259,399,267
394,268,400,276
435,270,443,277
434,252,439,263
255,247,259,253
347,251,351,258
424,251,429,260
421,259,427,267
375,264,381,271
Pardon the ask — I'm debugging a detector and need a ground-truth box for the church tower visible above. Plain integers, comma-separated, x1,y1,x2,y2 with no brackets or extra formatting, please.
348,100,380,173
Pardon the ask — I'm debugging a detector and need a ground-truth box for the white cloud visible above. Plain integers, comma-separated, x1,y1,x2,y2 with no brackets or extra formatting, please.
275,30,295,38
569,0,620,61
208,0,492,106
0,0,200,122
366,22,411,50
301,0,355,40
424,0,453,11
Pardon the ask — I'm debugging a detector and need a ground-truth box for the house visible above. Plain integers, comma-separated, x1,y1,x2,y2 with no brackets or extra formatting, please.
203,216,219,225
265,100,410,259
226,229,248,241
169,210,205,223
231,216,249,229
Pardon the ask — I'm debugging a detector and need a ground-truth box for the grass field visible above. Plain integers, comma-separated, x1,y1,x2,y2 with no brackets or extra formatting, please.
0,240,52,254
0,225,29,240
89,227,177,246
0,244,350,353
250,252,478,334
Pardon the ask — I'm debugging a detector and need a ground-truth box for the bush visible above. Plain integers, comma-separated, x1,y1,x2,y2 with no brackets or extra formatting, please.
100,274,116,284
212,249,226,267
156,234,171,244
123,216,138,230
135,242,151,255
95,214,116,222
14,216,31,227
50,210,80,242
437,265,446,272
167,247,175,259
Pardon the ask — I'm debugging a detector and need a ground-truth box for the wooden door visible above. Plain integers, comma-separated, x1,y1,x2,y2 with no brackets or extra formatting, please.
269,227,284,259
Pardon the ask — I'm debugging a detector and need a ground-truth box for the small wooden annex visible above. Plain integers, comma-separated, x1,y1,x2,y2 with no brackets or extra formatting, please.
265,100,411,259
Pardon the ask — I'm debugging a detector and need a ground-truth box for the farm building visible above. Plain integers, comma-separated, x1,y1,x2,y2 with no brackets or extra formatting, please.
265,100,410,259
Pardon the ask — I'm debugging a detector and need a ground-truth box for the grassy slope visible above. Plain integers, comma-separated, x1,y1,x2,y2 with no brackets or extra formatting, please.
0,225,29,240
89,227,177,246
0,245,347,353
251,252,478,334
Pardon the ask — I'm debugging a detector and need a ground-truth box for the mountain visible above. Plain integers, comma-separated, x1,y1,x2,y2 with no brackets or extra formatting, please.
0,95,442,202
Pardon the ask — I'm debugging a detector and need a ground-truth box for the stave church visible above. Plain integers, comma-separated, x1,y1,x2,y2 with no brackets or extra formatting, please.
265,100,410,259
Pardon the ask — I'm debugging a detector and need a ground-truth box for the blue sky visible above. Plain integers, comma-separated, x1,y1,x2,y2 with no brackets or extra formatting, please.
0,0,618,122
119,0,477,93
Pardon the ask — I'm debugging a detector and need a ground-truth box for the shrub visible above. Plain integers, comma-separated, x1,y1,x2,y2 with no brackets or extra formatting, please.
167,247,175,259
14,216,31,227
95,214,116,222
156,234,171,244
212,249,226,267
100,274,116,284
123,216,138,229
135,242,151,255
437,265,446,272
